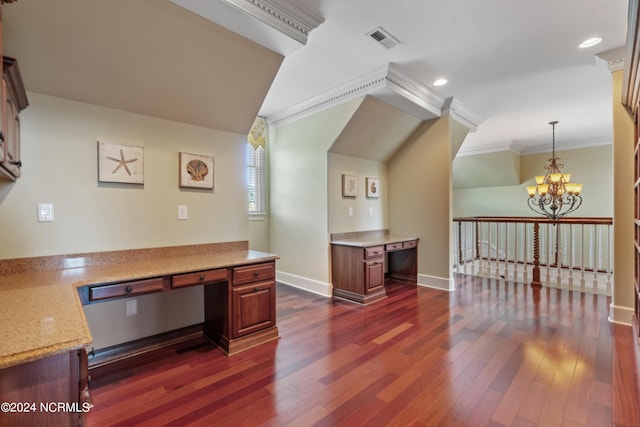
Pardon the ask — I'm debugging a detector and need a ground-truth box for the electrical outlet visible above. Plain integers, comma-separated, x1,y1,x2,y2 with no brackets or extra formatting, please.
126,299,137,316
38,203,55,222
348,207,353,217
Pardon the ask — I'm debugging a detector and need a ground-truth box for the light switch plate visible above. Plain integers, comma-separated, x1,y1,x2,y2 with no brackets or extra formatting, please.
178,205,188,220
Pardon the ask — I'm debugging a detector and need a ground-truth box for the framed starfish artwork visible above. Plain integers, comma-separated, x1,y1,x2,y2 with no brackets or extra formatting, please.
98,141,144,184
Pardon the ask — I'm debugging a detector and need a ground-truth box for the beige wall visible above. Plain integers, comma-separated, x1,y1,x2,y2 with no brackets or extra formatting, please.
388,117,455,289
611,69,636,325
269,98,363,295
0,93,249,349
453,144,613,218
328,153,387,234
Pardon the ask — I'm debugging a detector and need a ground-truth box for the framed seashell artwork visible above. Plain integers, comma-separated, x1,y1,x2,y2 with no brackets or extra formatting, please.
98,141,144,184
179,152,214,189
366,177,380,198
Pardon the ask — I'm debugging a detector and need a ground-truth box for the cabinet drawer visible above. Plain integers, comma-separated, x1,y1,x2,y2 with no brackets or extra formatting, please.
385,242,402,251
365,246,384,259
233,262,275,285
403,240,418,249
89,277,164,301
172,268,227,289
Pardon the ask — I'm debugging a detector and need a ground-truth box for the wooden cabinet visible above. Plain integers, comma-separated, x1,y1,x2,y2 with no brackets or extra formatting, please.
211,261,278,355
0,349,90,427
0,56,27,181
331,244,387,305
364,258,384,294
232,280,276,337
635,110,640,335
231,263,276,338
331,233,419,305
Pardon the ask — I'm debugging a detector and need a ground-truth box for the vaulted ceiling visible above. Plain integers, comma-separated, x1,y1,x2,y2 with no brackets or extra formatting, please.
2,0,628,158
2,0,283,135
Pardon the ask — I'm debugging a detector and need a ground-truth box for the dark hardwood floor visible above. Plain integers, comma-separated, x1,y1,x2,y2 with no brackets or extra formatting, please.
87,275,640,426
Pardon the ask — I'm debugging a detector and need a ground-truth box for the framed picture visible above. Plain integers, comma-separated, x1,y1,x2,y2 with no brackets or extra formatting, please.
98,141,144,184
342,174,357,197
179,152,214,189
366,177,380,198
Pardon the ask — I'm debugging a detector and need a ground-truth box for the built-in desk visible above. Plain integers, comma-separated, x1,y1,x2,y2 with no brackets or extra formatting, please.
331,231,418,304
0,242,278,427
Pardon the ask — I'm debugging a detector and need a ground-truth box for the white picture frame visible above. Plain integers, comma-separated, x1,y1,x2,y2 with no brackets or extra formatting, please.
179,152,214,189
98,141,144,184
366,177,380,198
342,174,358,197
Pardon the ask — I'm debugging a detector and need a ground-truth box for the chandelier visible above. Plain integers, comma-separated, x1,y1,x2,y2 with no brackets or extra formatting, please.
526,121,583,220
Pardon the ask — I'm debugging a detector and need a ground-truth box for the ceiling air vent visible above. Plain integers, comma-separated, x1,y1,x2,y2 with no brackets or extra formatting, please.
367,27,401,49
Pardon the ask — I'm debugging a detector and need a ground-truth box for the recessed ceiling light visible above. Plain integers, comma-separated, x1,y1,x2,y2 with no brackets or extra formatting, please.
433,78,448,87
579,37,603,49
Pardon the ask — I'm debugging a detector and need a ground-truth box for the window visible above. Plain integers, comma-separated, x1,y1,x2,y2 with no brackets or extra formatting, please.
247,142,265,215
247,116,267,216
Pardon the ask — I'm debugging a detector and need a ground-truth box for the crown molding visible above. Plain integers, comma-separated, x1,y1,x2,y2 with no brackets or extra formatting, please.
267,63,480,128
219,0,323,44
595,46,625,72
441,97,482,132
457,136,612,157
266,66,389,126
520,135,612,154
456,141,521,157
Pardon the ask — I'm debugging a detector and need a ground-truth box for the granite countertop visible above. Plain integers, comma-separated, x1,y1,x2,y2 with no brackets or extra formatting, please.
0,249,278,370
330,235,419,248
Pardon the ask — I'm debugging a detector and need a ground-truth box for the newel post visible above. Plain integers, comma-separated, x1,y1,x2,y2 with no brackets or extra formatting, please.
531,221,542,286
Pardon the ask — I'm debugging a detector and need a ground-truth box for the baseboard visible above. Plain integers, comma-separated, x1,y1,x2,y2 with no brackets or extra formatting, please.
276,270,332,297
88,324,205,369
418,273,455,291
608,303,635,326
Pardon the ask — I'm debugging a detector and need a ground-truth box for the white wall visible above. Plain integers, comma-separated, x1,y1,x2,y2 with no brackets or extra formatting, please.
269,98,362,296
452,145,613,218
0,93,249,349
328,153,387,234
388,117,456,290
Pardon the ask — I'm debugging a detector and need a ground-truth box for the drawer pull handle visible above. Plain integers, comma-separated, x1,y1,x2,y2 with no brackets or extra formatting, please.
199,275,206,281
125,285,133,294
254,287,260,292
254,272,260,277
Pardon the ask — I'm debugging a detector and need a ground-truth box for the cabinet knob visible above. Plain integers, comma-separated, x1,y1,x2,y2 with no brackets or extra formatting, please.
199,275,206,281
254,271,260,277
254,287,260,292
9,160,21,168
125,285,133,294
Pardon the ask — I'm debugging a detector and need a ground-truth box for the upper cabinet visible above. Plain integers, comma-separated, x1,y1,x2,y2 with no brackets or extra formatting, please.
0,2,28,181
1,56,28,180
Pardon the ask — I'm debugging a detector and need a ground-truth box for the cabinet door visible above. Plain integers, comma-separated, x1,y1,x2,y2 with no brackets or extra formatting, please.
4,85,19,177
365,259,384,293
232,280,275,338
